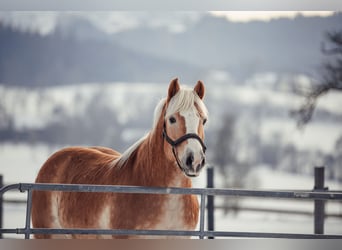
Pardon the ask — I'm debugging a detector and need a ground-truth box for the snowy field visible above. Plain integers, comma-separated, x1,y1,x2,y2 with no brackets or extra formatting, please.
1,143,341,239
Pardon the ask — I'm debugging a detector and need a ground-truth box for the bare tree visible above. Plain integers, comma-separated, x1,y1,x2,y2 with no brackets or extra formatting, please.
212,114,252,214
291,30,342,127
333,135,342,181
212,113,237,178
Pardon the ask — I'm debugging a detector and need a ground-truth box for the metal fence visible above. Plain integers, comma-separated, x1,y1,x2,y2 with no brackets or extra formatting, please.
0,167,342,239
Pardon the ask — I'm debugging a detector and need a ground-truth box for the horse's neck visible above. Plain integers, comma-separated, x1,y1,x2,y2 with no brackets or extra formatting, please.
142,132,186,187
121,129,190,188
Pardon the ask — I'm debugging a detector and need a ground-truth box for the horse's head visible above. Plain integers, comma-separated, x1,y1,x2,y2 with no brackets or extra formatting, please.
163,78,208,177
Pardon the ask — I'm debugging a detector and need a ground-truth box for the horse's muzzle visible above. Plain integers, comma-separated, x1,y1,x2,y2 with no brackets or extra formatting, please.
182,150,206,177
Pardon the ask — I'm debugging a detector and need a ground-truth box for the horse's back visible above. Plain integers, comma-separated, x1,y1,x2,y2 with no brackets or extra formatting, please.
31,146,120,238
34,146,120,183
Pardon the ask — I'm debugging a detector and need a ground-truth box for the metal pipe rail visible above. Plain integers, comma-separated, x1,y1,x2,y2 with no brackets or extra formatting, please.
1,183,342,239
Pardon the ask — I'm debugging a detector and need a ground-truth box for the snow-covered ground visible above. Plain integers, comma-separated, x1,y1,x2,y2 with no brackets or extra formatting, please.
207,167,342,236
0,143,341,238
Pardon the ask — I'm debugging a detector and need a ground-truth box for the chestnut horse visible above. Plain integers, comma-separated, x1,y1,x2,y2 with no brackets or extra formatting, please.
31,78,208,239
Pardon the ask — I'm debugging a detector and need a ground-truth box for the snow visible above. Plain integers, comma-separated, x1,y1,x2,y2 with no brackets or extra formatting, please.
0,82,166,129
317,90,342,115
260,119,342,153
0,143,55,183
1,144,341,238
202,166,342,236
1,77,342,154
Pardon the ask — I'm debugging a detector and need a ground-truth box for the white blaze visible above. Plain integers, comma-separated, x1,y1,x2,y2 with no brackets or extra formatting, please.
179,109,203,167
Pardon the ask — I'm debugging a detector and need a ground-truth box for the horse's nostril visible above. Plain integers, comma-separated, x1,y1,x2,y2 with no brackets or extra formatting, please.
186,153,194,167
201,157,206,166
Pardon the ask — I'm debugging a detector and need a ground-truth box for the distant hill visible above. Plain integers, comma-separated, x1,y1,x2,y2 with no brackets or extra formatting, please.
0,22,201,86
0,13,341,86
111,13,342,79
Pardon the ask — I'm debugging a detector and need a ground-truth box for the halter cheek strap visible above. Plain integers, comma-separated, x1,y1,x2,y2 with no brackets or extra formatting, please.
162,123,207,172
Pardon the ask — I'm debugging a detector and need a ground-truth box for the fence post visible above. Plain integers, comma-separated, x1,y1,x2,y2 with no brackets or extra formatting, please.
314,166,326,234
0,175,3,239
206,166,214,239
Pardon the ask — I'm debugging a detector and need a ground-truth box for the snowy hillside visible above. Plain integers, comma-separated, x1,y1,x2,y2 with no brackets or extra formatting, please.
1,73,341,154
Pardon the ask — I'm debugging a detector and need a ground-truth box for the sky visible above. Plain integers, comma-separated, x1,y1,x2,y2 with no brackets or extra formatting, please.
211,11,334,22
0,11,337,35
0,0,341,11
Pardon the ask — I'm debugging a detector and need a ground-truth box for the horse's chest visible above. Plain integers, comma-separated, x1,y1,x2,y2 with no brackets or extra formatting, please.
151,194,198,231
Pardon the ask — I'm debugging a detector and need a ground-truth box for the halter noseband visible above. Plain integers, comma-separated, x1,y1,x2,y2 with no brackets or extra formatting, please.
162,123,206,172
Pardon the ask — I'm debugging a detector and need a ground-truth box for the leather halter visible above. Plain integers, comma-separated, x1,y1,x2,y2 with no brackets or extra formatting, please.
162,123,206,172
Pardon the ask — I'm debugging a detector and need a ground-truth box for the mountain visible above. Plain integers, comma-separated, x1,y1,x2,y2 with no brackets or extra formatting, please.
111,13,342,79
0,13,341,86
0,20,201,86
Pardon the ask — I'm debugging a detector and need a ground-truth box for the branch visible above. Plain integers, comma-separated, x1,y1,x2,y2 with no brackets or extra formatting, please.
290,82,341,128
291,30,342,128
321,42,342,55
321,31,342,55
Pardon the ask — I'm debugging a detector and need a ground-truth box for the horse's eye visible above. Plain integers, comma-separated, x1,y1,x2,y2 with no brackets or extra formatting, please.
203,118,207,125
169,116,176,124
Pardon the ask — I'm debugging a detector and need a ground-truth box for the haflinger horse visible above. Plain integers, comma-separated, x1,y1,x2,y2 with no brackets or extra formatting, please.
31,78,208,239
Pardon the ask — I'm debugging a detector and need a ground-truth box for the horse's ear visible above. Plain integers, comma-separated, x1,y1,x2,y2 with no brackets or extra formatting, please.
194,80,205,99
167,78,180,102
